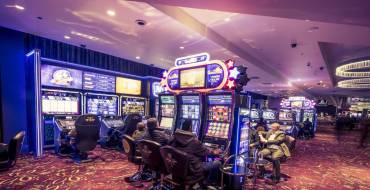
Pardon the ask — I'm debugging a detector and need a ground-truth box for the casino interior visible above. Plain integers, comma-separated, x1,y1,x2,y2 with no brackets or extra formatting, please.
1,1,370,189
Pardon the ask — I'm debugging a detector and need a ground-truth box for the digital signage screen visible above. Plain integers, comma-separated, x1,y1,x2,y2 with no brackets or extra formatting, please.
86,95,118,116
116,77,142,95
180,67,205,88
41,64,83,89
83,72,115,93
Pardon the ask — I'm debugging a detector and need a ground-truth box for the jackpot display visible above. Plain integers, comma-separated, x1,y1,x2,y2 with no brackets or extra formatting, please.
116,77,141,95
41,91,80,115
83,72,115,93
180,68,205,88
41,65,83,89
121,96,146,116
205,95,232,139
86,94,118,116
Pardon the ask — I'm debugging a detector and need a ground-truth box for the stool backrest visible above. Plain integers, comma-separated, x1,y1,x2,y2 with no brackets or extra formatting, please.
160,145,189,182
75,115,100,152
8,131,25,163
122,135,136,162
137,140,162,171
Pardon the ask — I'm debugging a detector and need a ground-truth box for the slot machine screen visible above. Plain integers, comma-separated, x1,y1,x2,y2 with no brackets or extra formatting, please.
263,111,275,120
181,105,200,119
291,101,303,108
161,104,175,117
42,91,80,114
279,111,293,121
122,97,146,116
303,112,314,122
208,106,231,122
251,110,259,119
160,117,173,129
86,95,118,116
206,122,230,139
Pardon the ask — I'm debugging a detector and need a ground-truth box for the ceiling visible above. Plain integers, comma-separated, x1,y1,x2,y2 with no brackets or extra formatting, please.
1,0,369,98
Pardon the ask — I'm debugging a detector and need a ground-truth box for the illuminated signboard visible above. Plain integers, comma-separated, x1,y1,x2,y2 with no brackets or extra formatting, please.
175,52,210,66
162,60,232,93
152,82,164,97
116,77,142,95
41,64,83,89
83,72,115,93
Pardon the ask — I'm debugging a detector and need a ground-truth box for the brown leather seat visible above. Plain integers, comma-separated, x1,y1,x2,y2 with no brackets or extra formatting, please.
160,145,204,190
0,131,25,171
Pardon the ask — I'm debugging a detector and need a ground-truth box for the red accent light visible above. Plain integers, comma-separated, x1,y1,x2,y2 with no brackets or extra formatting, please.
225,59,234,69
226,80,235,89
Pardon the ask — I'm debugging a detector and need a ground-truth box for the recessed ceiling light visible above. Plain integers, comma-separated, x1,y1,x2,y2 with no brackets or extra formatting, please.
297,78,302,81
305,19,310,22
135,56,141,60
224,18,231,22
107,10,116,16
179,46,184,50
64,35,71,39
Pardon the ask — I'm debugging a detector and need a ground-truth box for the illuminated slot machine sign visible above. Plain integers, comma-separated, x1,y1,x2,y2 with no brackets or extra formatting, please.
161,53,239,93
281,96,316,109
206,95,233,139
279,110,293,121
85,94,118,116
263,111,276,120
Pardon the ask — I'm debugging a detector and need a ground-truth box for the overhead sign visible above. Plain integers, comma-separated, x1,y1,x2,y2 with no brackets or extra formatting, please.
288,96,305,101
174,52,210,66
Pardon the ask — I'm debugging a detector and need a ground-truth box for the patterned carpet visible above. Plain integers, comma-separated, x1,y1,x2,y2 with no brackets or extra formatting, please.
0,124,369,190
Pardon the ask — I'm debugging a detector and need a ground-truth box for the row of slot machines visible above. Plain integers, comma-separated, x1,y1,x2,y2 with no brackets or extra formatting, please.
156,91,251,155
42,89,147,147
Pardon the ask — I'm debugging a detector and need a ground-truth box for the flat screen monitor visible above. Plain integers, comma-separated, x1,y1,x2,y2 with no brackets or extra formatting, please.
208,95,232,105
291,101,303,108
180,67,205,88
116,77,142,95
181,105,200,119
121,97,146,116
42,91,80,114
251,110,259,119
279,111,293,121
41,64,82,89
83,72,115,93
161,95,175,104
160,117,173,129
86,95,118,116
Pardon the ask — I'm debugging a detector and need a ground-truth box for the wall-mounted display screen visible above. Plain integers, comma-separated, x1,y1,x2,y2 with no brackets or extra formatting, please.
42,91,80,114
41,65,82,89
160,117,173,129
86,94,118,116
180,67,205,88
83,72,115,93
116,77,142,95
208,95,232,105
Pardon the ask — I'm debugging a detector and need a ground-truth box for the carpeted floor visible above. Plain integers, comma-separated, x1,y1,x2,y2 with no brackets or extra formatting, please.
0,124,369,190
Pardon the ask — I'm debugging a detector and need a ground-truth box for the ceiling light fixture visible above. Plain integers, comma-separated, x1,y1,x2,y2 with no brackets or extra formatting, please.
135,56,141,60
224,18,231,22
71,31,99,41
107,10,116,16
179,46,184,50
5,4,25,10
64,35,71,39
337,78,370,89
336,59,370,78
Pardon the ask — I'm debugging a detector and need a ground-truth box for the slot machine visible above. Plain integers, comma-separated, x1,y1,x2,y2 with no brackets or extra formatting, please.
42,90,82,151
175,92,203,138
203,92,234,152
262,109,278,130
157,92,177,133
84,93,119,142
303,109,317,131
278,109,298,136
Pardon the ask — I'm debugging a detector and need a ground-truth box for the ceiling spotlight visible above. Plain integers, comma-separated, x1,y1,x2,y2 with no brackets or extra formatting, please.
179,46,184,50
135,19,147,26
107,10,116,16
5,4,25,10
135,56,141,60
64,35,71,39
224,18,231,22
297,78,302,81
